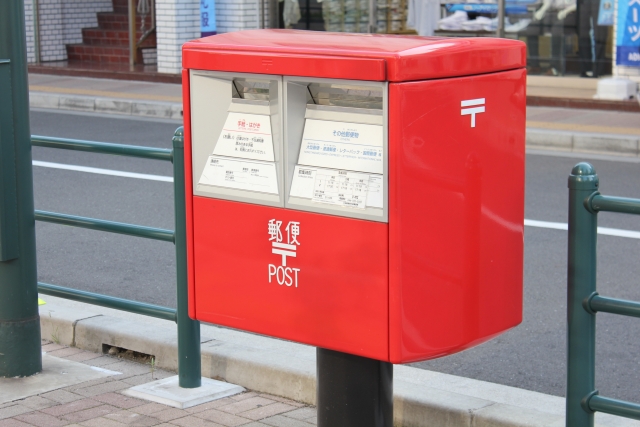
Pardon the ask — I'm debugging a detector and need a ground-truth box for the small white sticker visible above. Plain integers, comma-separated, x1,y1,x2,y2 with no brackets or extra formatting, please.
213,112,274,162
298,119,383,174
199,156,278,194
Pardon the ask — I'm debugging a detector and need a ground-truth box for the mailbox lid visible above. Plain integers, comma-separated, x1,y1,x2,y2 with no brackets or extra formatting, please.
182,30,526,82
388,68,526,363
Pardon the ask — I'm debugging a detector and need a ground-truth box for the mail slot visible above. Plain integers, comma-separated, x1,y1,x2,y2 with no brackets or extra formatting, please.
182,30,526,363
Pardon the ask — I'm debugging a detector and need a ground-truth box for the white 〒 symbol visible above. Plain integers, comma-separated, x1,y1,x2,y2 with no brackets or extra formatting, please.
461,98,486,128
268,219,300,267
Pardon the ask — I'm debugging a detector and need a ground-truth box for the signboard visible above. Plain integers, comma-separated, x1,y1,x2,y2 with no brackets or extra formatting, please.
616,0,640,66
598,0,614,25
201,0,216,37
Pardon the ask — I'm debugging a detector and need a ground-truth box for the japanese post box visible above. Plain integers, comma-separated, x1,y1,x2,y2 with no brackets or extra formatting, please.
182,30,526,363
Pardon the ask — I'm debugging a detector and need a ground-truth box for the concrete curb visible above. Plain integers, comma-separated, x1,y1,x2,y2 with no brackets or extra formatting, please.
30,92,182,120
526,129,640,157
31,91,640,157
39,297,639,427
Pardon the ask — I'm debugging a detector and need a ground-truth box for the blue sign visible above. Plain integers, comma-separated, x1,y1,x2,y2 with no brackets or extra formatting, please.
616,0,640,66
598,0,614,25
201,0,216,37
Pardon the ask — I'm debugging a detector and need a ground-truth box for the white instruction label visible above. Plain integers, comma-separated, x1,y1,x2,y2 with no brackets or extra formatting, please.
199,156,278,195
290,166,383,209
213,112,274,162
297,119,383,174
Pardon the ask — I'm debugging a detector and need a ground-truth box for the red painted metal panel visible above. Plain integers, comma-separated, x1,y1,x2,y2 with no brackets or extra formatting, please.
182,30,525,82
192,198,389,361
183,50,387,82
388,68,526,363
182,68,197,320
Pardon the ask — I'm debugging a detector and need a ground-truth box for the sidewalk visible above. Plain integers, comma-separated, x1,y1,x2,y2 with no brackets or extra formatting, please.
0,340,316,427
14,295,637,427
28,73,640,158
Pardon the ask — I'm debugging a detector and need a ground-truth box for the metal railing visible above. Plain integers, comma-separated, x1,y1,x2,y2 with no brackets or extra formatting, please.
32,128,202,388
567,162,640,426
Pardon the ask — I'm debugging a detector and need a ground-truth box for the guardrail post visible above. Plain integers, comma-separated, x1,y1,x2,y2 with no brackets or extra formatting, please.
0,0,43,377
566,162,599,427
173,127,202,388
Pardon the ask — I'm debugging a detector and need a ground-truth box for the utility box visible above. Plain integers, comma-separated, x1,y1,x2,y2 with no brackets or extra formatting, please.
182,30,526,363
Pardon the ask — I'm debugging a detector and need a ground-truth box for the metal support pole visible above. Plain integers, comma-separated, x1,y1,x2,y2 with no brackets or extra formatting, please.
0,0,42,377
566,162,599,427
172,127,202,388
317,348,393,427
32,0,41,64
496,0,506,37
128,0,136,69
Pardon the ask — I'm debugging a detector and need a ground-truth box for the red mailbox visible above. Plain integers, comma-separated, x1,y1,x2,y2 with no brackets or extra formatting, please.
182,30,526,364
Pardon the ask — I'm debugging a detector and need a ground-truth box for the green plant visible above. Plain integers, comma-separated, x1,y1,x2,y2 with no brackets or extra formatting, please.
149,356,156,380
49,313,60,345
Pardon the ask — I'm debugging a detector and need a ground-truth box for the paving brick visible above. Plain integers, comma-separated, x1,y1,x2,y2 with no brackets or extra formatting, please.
104,410,161,426
42,398,101,417
15,396,58,411
42,343,65,352
84,357,120,368
65,377,117,393
65,352,104,363
236,423,269,427
0,418,33,427
80,417,127,427
241,404,297,421
62,405,119,423
230,393,258,402
185,399,236,414
257,396,303,409
15,411,68,427
218,397,275,415
280,408,315,421
260,415,312,427
130,404,167,416
100,362,151,379
0,405,32,420
73,381,130,397
41,390,85,404
304,416,316,425
168,416,226,427
121,371,172,386
48,347,85,358
93,393,145,409
150,408,189,422
193,408,251,426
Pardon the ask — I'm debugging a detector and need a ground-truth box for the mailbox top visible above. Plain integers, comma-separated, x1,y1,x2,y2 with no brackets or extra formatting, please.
182,29,526,82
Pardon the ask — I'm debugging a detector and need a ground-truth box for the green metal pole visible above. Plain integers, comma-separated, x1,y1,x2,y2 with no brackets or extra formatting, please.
566,162,599,427
0,0,42,377
172,127,201,388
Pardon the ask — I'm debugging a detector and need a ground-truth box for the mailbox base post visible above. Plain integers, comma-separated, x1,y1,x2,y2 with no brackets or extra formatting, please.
316,348,393,427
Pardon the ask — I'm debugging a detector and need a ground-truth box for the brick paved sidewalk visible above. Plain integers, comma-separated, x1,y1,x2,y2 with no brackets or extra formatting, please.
0,341,317,427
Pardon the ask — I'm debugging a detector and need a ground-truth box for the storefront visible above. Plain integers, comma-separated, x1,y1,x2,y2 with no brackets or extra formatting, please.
280,0,616,77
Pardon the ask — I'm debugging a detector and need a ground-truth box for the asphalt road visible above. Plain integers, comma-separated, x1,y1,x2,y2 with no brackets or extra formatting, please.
30,109,640,402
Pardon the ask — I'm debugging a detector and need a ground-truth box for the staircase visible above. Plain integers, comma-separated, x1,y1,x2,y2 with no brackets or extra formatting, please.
66,0,156,65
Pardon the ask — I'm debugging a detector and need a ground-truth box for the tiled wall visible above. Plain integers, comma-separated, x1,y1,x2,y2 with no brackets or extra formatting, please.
156,0,200,74
23,0,112,63
156,0,263,74
23,0,265,73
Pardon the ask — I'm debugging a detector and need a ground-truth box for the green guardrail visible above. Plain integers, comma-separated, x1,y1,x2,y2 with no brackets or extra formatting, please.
567,162,640,426
32,128,202,389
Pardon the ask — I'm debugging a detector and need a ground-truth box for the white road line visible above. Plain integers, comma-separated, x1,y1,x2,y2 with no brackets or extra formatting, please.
32,160,173,183
32,160,640,240
524,219,640,240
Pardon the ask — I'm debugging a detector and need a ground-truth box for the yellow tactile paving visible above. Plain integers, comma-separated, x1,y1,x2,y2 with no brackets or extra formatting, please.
526,120,640,136
29,85,181,103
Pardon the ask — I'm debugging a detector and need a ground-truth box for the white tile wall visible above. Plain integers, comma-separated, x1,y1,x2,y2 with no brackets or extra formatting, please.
23,0,266,72
157,0,263,74
23,0,112,63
